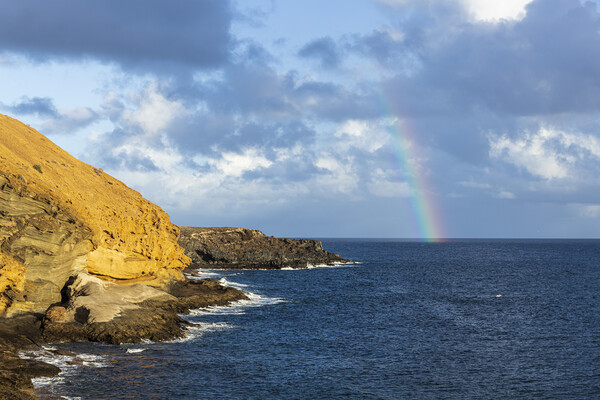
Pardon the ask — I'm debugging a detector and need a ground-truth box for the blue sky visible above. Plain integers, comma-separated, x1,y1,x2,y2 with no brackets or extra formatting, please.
1,0,599,238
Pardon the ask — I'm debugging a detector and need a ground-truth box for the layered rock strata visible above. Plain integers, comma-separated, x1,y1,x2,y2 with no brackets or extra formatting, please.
0,113,189,316
0,114,246,398
179,226,348,269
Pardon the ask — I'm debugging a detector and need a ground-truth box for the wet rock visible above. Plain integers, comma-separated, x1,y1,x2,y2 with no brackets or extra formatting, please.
0,315,60,400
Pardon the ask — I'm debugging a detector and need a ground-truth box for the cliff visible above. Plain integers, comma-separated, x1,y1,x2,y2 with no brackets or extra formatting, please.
0,114,248,398
179,227,347,269
0,113,350,398
0,114,189,316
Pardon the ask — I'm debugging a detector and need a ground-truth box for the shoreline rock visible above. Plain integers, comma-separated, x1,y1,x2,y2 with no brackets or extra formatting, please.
0,315,60,400
0,275,246,399
179,226,349,270
41,275,247,345
0,114,350,398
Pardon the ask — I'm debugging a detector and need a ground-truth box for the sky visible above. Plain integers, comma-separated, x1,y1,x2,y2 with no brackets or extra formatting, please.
1,0,599,239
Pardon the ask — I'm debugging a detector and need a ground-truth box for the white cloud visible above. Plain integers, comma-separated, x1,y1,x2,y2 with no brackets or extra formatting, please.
210,148,273,178
121,83,185,136
461,0,533,22
334,118,391,153
374,0,532,22
113,142,183,171
489,127,600,180
42,106,98,134
315,155,358,195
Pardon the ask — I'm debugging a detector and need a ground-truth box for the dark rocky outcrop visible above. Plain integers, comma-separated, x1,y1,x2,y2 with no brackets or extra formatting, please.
0,315,60,400
179,226,348,269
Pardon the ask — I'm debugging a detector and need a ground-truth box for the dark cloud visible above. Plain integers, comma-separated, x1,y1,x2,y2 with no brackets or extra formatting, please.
168,110,316,155
210,63,299,118
380,0,600,117
350,29,407,67
199,60,379,122
4,96,57,116
298,37,341,68
337,0,600,169
0,0,232,70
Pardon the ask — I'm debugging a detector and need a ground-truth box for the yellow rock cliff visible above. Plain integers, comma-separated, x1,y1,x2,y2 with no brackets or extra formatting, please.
0,114,189,315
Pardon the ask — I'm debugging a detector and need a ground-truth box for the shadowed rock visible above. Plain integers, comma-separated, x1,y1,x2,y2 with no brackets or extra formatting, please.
179,226,349,269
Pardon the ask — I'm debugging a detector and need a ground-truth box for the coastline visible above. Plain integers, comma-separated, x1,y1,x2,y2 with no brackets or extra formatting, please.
0,315,59,400
14,261,354,399
0,276,247,399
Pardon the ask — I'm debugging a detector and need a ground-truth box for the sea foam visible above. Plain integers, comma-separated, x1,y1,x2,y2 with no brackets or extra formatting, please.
18,345,108,396
171,322,236,343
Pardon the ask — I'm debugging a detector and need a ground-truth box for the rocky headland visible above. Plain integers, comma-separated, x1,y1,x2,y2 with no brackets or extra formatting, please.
0,114,349,399
0,114,246,398
179,226,348,269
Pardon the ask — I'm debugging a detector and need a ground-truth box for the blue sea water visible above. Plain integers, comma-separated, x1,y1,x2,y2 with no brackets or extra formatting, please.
33,239,600,399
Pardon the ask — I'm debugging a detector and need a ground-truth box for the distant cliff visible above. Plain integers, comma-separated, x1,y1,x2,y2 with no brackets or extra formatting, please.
179,226,347,269
0,114,189,316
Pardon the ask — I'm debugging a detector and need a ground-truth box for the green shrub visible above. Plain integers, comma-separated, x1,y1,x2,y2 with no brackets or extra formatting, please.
33,164,42,174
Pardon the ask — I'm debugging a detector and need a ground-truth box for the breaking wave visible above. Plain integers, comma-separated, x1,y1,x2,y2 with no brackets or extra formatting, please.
18,346,108,398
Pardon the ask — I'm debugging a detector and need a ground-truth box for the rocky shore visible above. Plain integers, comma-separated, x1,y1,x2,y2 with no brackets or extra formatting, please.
0,115,246,398
0,114,350,399
0,315,58,400
0,276,247,399
179,226,348,269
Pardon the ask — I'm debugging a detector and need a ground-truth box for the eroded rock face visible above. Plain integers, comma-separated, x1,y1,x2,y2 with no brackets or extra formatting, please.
179,226,348,269
41,273,247,344
0,114,189,316
0,177,93,315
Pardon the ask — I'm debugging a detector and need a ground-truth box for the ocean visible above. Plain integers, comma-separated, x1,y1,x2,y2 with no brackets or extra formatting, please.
25,239,600,399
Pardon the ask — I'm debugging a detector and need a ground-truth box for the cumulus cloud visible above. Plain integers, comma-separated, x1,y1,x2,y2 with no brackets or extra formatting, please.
489,127,600,180
2,0,599,236
209,149,272,178
461,0,533,22
362,0,600,122
334,119,390,153
120,84,185,136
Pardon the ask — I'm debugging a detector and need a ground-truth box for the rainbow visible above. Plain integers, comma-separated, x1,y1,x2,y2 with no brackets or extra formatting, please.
378,89,445,242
